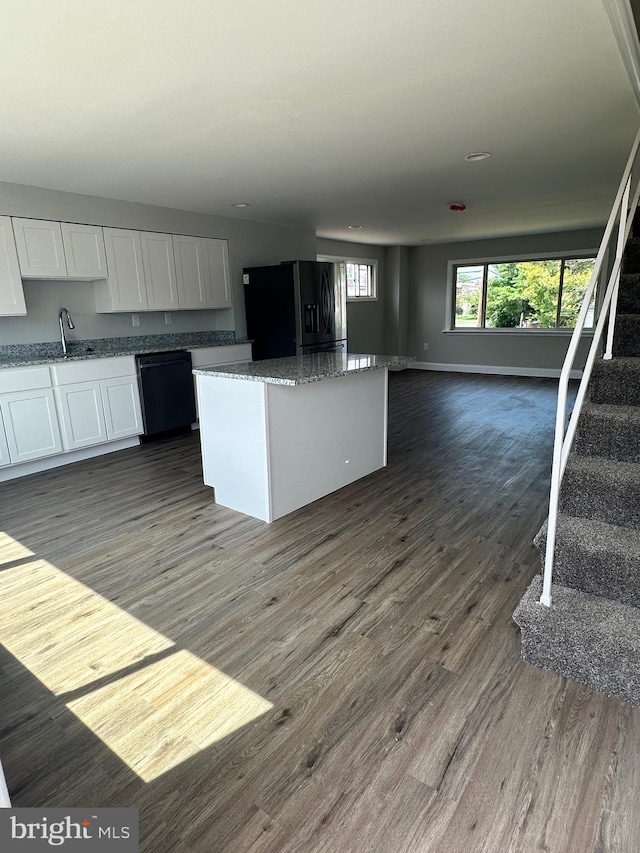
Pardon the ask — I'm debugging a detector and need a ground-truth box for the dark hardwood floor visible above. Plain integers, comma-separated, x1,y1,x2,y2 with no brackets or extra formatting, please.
0,369,637,852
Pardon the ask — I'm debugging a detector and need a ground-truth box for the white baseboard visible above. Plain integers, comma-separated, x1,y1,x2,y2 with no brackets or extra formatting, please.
0,436,140,483
410,361,584,380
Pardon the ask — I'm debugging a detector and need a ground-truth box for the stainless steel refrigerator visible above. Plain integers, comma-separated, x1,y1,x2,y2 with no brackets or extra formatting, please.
242,260,347,360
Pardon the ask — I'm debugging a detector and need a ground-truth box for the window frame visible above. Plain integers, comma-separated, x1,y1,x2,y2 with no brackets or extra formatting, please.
445,249,600,334
317,255,378,302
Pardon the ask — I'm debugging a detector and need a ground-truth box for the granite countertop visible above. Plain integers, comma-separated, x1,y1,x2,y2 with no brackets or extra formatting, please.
0,333,251,369
193,352,414,385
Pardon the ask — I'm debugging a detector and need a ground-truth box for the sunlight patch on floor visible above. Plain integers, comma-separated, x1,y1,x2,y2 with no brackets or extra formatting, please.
68,649,273,782
0,531,34,564
0,559,174,693
0,542,273,782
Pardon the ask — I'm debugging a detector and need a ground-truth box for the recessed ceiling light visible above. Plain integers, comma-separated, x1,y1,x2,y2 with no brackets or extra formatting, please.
347,225,363,229
231,202,250,208
464,152,491,161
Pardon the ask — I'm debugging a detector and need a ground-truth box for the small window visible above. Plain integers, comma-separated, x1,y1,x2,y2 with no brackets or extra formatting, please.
318,255,377,300
452,255,597,330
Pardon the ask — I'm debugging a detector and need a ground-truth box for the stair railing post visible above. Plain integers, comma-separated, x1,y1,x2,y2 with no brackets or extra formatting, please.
605,175,631,359
541,385,569,607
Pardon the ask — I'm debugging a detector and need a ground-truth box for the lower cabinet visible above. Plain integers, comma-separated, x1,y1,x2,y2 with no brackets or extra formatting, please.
0,388,63,462
55,381,109,450
101,376,143,439
53,361,143,451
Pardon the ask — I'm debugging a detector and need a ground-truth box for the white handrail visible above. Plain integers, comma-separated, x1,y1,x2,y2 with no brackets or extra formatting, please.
541,126,640,607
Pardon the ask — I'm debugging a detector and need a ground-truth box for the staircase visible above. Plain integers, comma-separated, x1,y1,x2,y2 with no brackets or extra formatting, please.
513,225,640,706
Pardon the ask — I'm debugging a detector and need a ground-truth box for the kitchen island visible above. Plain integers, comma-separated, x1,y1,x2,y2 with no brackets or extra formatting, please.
194,352,412,522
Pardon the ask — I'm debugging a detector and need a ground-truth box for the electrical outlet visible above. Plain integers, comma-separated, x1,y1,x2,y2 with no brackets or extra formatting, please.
423,342,429,351
132,314,140,327
164,312,172,325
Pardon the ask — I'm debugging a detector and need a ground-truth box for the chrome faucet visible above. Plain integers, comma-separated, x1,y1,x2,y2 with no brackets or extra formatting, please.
58,308,75,357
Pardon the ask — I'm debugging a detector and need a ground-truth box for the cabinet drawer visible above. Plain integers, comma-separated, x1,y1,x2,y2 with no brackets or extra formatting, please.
0,366,51,394
51,356,136,385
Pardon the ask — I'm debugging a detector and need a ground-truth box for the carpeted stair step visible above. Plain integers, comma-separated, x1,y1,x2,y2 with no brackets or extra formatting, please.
513,575,640,705
623,237,640,273
576,402,640,462
612,314,640,357
590,357,640,406
560,454,640,529
618,273,640,313
534,513,640,607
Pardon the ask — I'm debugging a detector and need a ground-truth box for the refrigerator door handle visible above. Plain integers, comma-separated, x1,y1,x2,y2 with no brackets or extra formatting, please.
320,268,334,335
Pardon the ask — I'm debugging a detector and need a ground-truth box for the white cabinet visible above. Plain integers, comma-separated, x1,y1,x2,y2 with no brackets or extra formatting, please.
139,231,179,310
174,235,232,309
97,228,148,311
203,238,232,308
101,376,143,439
0,388,62,463
12,218,67,278
60,222,108,278
52,357,143,446
173,235,207,309
55,381,108,451
0,216,26,316
12,218,106,280
97,229,180,312
0,410,10,467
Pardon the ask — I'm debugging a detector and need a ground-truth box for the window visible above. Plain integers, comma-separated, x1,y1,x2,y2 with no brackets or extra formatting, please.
451,255,597,330
317,255,377,300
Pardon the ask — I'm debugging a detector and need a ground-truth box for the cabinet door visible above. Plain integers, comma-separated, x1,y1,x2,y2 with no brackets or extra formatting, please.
61,223,108,279
101,376,143,439
55,382,108,450
140,231,179,310
0,388,62,462
0,216,26,316
102,228,148,311
0,409,10,467
12,218,67,278
173,235,208,309
202,238,232,308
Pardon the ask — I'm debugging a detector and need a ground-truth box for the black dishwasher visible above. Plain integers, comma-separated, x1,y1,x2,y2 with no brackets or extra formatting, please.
135,350,197,440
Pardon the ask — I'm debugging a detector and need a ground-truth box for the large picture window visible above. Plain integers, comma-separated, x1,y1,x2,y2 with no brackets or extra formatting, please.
452,256,597,330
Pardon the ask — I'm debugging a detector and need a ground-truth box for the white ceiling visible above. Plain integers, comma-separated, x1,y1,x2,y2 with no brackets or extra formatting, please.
1,0,638,245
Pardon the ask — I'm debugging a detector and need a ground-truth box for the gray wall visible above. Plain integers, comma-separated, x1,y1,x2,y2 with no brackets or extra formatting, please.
317,238,388,353
409,228,604,371
0,181,317,344
384,246,410,355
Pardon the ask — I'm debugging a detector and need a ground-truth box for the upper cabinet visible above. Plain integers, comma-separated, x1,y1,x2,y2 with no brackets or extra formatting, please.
12,218,107,279
97,228,148,312
96,228,180,313
97,230,232,313
60,222,108,278
140,231,179,311
12,218,66,277
0,216,26,316
3,214,231,314
173,235,232,310
173,235,207,309
203,238,232,308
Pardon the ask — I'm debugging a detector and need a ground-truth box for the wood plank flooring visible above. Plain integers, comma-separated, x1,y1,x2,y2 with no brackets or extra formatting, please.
0,369,637,852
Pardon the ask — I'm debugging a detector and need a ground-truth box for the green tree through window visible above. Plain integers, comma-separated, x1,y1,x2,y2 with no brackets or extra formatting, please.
454,256,596,329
